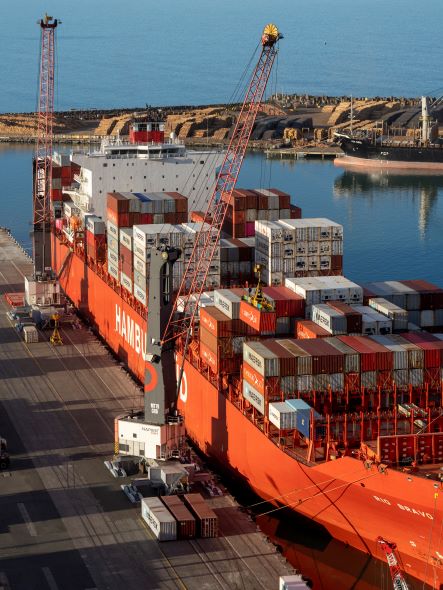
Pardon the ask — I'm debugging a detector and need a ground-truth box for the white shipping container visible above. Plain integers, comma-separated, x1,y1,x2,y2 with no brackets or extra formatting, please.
368,297,408,330
311,304,347,335
108,248,119,267
214,289,243,319
120,272,133,293
243,381,265,414
243,346,279,379
119,227,133,250
108,261,119,281
134,285,147,306
86,215,106,235
107,220,119,239
141,497,177,541
268,402,297,429
23,325,38,343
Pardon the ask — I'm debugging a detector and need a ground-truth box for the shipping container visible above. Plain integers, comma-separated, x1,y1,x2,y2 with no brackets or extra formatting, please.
243,341,280,377
367,297,408,331
294,338,344,374
296,320,330,340
311,303,347,335
262,286,305,318
213,288,245,319
268,401,297,429
141,497,177,541
160,496,196,540
239,300,276,334
285,399,320,438
325,337,360,373
183,494,218,538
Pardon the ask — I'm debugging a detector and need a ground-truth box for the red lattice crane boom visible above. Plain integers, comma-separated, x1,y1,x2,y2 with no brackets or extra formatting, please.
33,14,59,275
377,537,409,590
163,23,282,345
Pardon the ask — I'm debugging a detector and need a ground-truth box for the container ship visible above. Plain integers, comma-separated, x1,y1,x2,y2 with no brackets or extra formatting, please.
49,134,443,587
334,97,443,170
34,23,443,588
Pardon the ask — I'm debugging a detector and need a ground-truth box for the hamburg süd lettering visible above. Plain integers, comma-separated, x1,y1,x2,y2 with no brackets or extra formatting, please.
115,304,146,359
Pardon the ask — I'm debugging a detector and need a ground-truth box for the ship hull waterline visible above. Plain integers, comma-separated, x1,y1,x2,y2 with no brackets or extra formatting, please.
52,235,443,587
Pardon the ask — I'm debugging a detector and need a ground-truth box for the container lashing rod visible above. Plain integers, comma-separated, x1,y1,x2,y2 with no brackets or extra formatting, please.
162,24,283,401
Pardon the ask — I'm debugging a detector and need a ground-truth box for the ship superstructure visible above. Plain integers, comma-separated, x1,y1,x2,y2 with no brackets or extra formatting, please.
63,122,224,220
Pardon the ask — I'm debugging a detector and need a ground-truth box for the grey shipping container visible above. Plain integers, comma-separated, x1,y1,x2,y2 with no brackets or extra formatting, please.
183,493,218,538
160,495,196,539
141,497,177,541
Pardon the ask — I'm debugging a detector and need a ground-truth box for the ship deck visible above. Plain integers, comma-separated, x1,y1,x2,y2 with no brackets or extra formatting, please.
0,228,296,590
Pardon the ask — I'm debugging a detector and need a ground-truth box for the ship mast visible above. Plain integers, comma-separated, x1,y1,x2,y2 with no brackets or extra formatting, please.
420,96,432,144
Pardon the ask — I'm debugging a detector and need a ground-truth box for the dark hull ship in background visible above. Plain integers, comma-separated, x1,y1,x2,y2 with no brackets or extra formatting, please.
335,97,443,170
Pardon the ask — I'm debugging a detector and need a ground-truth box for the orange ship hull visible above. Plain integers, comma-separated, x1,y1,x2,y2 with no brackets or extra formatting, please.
53,236,443,588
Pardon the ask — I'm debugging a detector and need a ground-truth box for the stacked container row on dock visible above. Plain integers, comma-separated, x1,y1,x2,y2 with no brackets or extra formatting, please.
183,493,218,538
160,495,196,540
222,188,294,238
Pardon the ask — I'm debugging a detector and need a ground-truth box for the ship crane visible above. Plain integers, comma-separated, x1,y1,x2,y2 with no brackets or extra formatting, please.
25,14,63,309
115,24,282,461
377,537,410,590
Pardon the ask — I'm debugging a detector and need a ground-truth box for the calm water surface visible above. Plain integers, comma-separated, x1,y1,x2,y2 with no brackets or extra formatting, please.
1,0,443,112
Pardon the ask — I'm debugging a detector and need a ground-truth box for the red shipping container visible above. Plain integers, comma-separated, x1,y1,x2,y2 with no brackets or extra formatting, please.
120,259,132,277
328,301,362,333
119,243,132,265
107,192,130,213
331,255,343,271
263,340,298,376
295,339,344,374
200,341,240,374
224,189,246,211
51,165,62,179
232,223,245,238
200,326,232,357
190,211,207,223
339,336,375,372
245,222,255,237
233,210,246,225
296,320,330,340
200,307,242,338
401,279,443,309
140,213,154,224
402,332,443,368
358,336,393,371
263,286,305,318
160,495,196,540
268,188,291,210
165,192,188,214
239,301,276,334
243,362,266,394
51,188,62,201
290,204,302,219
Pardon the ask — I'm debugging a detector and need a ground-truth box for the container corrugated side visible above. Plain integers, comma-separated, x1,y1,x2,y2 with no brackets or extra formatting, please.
141,497,177,541
160,496,196,540
183,494,218,538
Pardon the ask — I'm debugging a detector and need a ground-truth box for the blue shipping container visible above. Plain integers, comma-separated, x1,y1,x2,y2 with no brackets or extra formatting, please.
285,399,320,439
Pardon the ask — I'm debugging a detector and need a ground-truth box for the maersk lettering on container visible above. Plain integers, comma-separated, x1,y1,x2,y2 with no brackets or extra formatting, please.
242,381,264,414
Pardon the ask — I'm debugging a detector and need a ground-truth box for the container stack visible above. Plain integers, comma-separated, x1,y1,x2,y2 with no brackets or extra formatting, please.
220,237,255,285
106,216,120,281
255,218,344,286
368,298,408,331
85,216,106,263
183,493,218,538
199,302,253,374
350,305,393,335
363,280,443,329
107,191,188,228
285,276,363,316
222,188,294,238
241,332,443,397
